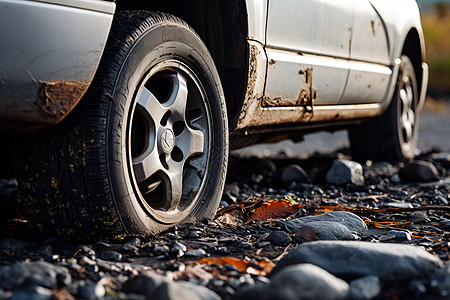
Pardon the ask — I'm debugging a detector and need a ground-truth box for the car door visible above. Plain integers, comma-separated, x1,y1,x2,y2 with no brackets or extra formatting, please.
264,0,353,106
340,0,392,105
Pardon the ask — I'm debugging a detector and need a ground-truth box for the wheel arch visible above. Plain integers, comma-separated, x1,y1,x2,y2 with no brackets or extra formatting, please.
115,1,249,130
401,28,425,99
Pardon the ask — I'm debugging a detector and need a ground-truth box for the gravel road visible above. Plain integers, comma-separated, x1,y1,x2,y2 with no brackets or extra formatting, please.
0,99,450,300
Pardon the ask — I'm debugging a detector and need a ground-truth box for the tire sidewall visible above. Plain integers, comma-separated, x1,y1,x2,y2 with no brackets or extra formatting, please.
390,55,419,160
107,20,228,234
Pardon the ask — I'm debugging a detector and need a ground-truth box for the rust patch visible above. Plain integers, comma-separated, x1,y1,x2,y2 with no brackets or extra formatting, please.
237,44,259,126
262,67,317,111
370,20,376,36
36,80,89,122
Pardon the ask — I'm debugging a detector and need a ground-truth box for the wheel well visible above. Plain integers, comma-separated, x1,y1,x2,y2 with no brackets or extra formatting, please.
115,1,249,130
402,28,423,96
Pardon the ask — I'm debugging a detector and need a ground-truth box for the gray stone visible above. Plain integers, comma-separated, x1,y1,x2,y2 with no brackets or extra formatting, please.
430,263,450,297
274,164,309,186
149,282,201,300
294,221,361,241
281,211,367,240
349,276,382,300
398,160,439,183
128,271,167,295
235,264,349,300
100,250,122,261
0,238,35,253
268,230,292,246
272,241,443,283
9,285,53,300
0,261,71,290
178,281,222,300
184,249,207,258
386,230,412,241
326,159,364,186
78,282,106,300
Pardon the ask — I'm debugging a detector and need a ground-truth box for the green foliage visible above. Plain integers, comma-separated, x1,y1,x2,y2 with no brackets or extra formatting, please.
422,5,450,93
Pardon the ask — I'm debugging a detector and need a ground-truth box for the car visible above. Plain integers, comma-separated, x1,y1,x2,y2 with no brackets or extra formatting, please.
0,0,428,240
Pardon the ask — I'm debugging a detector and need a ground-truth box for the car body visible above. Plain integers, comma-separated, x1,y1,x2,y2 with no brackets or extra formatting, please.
0,0,427,135
0,0,428,239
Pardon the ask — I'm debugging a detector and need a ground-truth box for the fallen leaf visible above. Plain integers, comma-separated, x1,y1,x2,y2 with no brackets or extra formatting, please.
198,256,275,276
246,199,300,222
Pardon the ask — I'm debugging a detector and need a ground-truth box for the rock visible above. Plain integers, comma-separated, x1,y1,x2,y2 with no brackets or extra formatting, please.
326,159,364,186
274,164,309,187
126,238,142,247
0,238,35,253
178,281,222,300
236,242,252,249
281,211,367,241
271,241,443,283
398,160,439,183
256,242,271,248
149,282,201,300
9,285,53,300
0,261,71,290
235,264,349,300
78,282,106,300
268,230,292,246
33,246,52,258
349,276,382,300
294,222,361,241
224,183,240,197
128,271,167,295
100,250,122,261
386,230,412,241
184,249,207,258
430,263,450,297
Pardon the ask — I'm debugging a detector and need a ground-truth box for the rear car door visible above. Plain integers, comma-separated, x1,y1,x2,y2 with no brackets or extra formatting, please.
264,0,353,106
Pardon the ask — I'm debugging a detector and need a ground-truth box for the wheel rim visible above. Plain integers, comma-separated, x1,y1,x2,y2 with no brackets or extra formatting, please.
398,72,416,149
128,61,211,223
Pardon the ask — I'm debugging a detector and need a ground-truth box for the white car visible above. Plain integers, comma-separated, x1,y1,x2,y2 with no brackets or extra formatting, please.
0,0,427,239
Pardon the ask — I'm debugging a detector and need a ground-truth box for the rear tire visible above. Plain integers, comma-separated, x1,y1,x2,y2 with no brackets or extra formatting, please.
14,12,228,240
349,55,419,161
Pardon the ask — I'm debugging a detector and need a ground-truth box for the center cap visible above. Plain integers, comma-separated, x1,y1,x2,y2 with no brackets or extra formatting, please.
160,128,175,153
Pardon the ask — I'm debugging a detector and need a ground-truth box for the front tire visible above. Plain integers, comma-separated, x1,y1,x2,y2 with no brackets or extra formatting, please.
15,12,228,240
349,55,419,161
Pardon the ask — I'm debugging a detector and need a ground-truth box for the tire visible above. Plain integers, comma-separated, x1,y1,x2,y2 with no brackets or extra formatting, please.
349,55,419,161
14,11,228,240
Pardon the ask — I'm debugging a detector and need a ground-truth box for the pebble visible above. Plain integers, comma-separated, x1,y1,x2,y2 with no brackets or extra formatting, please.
268,230,292,246
178,281,222,300
0,238,35,253
0,261,71,290
128,271,167,295
386,230,412,241
271,241,443,283
398,160,439,183
326,159,364,186
281,211,367,241
236,241,253,249
184,249,207,258
430,263,450,297
236,263,349,300
349,275,382,300
100,250,122,261
274,164,309,187
9,285,53,300
78,282,106,300
150,282,201,300
256,241,271,248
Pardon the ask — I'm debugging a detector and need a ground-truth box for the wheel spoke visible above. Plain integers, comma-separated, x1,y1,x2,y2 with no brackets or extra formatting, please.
163,164,184,211
166,72,188,122
176,126,205,158
133,149,161,183
137,87,167,124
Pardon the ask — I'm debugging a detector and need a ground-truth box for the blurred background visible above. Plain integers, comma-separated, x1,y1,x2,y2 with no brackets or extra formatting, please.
236,0,450,158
